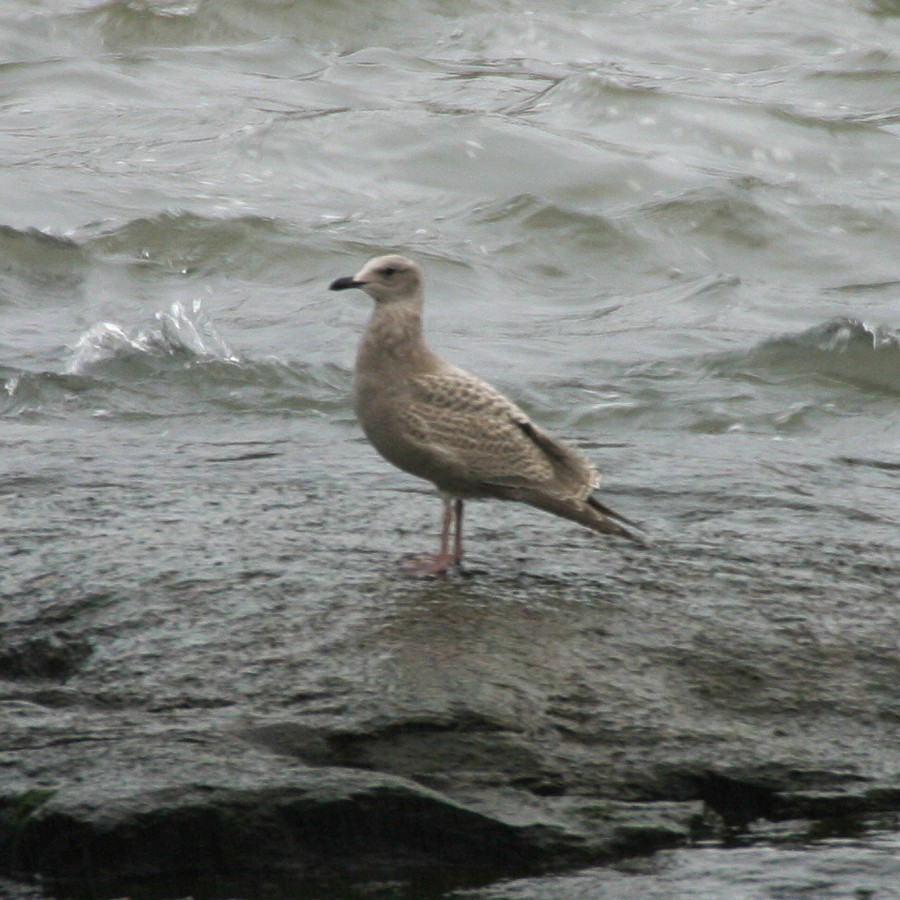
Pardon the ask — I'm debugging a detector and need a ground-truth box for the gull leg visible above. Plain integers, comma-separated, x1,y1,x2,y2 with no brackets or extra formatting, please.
453,499,464,565
402,497,457,576
440,497,453,556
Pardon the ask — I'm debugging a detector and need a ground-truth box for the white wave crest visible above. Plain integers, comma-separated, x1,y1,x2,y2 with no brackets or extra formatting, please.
66,299,239,374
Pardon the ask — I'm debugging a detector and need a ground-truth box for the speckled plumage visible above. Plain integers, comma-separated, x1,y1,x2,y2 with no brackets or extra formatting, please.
330,254,642,573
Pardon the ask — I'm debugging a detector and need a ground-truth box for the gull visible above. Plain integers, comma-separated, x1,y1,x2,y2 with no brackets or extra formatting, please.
330,254,644,575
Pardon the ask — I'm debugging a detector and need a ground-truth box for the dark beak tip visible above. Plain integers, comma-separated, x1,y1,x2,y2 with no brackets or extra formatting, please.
329,276,360,291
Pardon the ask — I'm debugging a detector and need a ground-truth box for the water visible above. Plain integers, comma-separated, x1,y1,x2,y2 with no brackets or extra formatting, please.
452,831,900,899
2,1,899,898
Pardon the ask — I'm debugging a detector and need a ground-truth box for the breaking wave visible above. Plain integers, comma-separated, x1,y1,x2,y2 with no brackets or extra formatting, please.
709,317,900,395
65,298,240,375
2,300,348,420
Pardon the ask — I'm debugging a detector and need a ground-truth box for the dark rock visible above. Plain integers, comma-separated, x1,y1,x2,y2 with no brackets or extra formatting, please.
9,772,533,884
0,483,898,897
775,784,900,821
0,760,703,897
0,630,92,681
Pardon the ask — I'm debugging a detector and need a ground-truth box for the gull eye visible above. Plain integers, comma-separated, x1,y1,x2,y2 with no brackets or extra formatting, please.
379,266,397,277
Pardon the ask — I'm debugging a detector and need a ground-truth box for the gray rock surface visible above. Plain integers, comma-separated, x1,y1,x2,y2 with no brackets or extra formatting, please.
1,486,898,898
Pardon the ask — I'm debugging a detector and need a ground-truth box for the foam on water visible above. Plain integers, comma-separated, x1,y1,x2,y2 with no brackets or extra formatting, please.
2,297,349,422
65,298,240,375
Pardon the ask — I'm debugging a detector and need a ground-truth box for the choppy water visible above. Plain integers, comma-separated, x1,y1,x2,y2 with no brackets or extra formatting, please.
2,0,899,897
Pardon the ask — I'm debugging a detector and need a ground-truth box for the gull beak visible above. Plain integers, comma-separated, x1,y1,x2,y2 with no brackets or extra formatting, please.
329,276,365,291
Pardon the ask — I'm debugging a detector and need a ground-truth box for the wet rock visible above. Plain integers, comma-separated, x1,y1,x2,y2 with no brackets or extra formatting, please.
0,490,898,897
7,771,533,887
244,713,568,796
0,630,92,681
775,784,900,822
0,730,702,897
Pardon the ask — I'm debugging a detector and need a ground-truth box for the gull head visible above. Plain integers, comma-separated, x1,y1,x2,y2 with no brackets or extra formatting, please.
329,254,422,304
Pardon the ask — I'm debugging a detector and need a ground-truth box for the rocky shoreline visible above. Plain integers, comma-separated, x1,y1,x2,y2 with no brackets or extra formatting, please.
2,515,898,898
4,698,898,899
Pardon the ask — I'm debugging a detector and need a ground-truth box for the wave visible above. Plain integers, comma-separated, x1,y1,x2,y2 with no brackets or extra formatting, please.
84,210,309,283
709,317,900,395
0,225,87,302
468,193,643,279
2,300,348,420
61,0,357,56
68,0,243,52
1,213,305,307
1,369,87,420
575,317,900,437
5,310,894,428
65,298,240,375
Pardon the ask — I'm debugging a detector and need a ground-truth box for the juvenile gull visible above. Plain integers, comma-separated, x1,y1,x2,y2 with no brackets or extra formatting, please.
330,254,643,575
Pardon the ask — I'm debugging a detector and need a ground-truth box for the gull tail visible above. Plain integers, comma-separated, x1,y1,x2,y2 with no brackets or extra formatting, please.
526,491,649,547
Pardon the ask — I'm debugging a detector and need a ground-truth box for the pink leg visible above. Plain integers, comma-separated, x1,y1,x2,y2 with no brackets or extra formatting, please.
402,497,462,577
452,498,464,564
440,497,453,556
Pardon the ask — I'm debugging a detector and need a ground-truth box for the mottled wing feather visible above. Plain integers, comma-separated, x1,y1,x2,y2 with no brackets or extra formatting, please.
400,369,597,496
512,417,601,496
